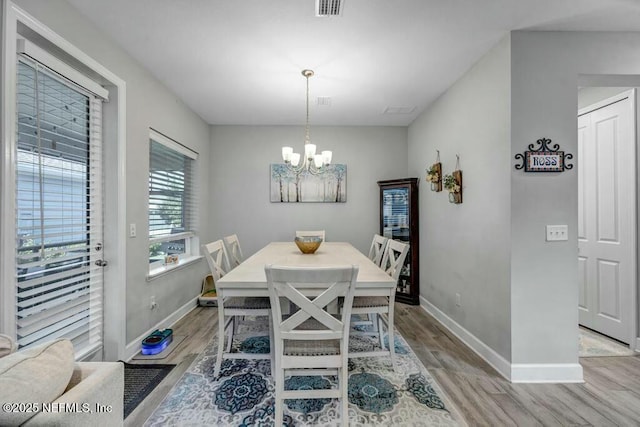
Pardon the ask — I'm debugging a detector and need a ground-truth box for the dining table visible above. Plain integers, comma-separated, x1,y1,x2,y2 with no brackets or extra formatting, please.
215,241,398,361
215,241,396,297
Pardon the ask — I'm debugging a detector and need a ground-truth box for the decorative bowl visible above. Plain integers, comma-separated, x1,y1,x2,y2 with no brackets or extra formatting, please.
294,236,322,254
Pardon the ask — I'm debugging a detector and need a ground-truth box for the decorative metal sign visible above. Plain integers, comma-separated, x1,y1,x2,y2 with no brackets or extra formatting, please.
514,138,573,172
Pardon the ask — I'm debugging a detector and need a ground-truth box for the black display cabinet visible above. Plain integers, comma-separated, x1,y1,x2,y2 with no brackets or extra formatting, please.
378,178,419,305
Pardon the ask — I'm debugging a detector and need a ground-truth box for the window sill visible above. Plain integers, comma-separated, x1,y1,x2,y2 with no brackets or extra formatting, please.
147,255,203,281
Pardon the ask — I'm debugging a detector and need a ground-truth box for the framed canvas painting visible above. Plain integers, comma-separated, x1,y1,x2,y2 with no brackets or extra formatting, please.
270,164,347,203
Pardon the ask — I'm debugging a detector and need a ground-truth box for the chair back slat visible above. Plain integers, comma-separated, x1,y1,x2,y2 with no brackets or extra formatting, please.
380,239,410,281
223,234,244,268
201,240,230,281
368,234,388,266
265,265,358,344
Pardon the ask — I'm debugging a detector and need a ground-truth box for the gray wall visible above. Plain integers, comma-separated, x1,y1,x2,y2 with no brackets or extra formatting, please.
209,126,408,257
16,0,212,343
510,31,640,365
407,36,512,359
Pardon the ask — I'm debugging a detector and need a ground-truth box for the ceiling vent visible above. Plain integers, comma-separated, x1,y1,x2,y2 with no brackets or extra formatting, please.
316,0,344,17
317,96,332,106
384,106,416,115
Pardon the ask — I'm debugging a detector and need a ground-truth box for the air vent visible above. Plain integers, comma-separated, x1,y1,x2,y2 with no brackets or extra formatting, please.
384,106,416,115
316,0,343,17
317,96,332,106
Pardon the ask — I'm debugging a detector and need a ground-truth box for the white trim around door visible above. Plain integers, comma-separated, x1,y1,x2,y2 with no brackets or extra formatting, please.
578,89,637,350
1,1,127,361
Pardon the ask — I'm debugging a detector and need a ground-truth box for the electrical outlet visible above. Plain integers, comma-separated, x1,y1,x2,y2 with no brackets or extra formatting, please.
455,292,461,307
150,296,157,310
129,223,137,238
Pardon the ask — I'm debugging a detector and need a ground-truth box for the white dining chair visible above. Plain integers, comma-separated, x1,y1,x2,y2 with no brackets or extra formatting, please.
265,264,358,427
368,234,388,266
295,230,325,240
202,240,272,378
223,234,244,268
350,239,409,368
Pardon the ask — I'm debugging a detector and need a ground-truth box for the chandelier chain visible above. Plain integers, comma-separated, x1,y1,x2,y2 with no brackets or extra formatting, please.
305,72,310,144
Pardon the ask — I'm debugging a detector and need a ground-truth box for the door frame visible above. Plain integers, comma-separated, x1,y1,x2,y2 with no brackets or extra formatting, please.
578,88,638,350
0,1,127,360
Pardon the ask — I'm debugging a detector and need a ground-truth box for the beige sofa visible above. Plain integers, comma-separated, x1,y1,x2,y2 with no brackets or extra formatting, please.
0,336,124,426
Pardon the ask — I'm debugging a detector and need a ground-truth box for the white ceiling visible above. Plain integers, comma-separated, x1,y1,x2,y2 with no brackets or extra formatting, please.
66,0,640,126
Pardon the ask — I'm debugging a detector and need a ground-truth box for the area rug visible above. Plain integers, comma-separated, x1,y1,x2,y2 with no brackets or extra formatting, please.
579,327,636,358
144,318,463,426
124,362,175,419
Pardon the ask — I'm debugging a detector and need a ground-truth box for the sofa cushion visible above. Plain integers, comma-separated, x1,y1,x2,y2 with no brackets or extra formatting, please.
0,339,74,425
0,334,16,359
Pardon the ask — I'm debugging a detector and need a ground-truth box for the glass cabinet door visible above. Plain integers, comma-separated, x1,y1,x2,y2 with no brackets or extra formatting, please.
382,188,409,241
378,178,419,305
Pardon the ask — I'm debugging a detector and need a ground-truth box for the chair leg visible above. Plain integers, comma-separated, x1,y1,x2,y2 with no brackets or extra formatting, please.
377,314,385,349
225,318,234,353
369,313,379,332
275,358,284,426
340,367,349,426
268,314,275,376
388,304,395,370
214,310,226,378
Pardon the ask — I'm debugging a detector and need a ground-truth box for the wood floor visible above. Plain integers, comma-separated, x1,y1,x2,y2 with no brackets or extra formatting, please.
126,304,640,426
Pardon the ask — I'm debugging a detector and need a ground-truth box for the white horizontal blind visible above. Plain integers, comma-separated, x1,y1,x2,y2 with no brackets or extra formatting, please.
149,135,195,263
15,59,103,357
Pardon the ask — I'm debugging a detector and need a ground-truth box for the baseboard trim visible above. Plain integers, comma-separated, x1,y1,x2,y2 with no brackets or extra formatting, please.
419,296,512,380
511,363,584,383
419,296,585,383
124,296,198,361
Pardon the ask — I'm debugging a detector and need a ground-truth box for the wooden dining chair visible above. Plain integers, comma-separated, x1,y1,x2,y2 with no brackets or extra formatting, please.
295,230,325,240
265,264,358,426
368,234,388,266
350,239,409,368
201,240,272,378
223,234,244,268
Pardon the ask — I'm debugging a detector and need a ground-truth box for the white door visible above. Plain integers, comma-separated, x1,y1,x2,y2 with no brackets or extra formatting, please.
578,92,636,344
14,59,105,359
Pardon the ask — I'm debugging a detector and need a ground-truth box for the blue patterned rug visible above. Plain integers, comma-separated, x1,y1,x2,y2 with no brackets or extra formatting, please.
144,317,463,426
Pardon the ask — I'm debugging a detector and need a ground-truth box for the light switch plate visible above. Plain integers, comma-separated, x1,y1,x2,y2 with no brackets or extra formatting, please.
546,225,568,241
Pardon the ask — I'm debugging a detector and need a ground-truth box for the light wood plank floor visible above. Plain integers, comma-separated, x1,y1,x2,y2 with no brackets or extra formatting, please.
126,304,640,426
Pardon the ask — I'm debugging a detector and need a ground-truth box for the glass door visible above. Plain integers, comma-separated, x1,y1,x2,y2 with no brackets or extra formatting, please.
14,60,104,359
381,187,411,295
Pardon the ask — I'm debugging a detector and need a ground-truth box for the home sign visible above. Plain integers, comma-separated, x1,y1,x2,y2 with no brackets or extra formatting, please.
514,137,573,172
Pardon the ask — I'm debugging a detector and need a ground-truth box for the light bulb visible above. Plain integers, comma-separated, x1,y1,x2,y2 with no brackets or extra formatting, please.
282,146,293,162
305,144,316,160
322,150,332,165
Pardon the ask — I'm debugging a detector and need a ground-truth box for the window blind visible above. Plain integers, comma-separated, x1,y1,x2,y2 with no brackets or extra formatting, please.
15,59,103,358
149,134,196,261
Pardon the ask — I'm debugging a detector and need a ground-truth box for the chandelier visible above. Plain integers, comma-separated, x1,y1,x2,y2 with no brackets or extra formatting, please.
281,69,332,174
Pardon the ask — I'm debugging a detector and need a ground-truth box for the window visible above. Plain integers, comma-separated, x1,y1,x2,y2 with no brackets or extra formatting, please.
148,129,198,275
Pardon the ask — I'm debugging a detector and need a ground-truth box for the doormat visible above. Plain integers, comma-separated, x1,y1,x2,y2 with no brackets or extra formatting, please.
123,362,175,419
579,327,636,357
